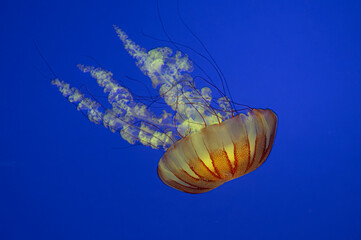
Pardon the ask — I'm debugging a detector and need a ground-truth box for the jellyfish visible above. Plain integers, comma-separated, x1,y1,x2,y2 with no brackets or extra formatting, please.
52,26,278,194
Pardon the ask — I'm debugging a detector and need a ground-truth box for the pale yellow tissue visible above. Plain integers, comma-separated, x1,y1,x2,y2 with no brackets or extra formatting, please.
150,131,164,149
53,27,234,151
120,126,137,144
201,87,212,102
149,59,164,74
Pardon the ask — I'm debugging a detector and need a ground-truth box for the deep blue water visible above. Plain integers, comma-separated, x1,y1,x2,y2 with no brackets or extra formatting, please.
1,0,361,239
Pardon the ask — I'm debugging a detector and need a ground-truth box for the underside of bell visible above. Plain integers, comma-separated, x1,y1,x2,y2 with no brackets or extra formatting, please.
157,108,278,194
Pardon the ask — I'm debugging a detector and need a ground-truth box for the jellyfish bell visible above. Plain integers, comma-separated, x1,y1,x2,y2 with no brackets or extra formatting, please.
158,108,277,194
52,26,278,194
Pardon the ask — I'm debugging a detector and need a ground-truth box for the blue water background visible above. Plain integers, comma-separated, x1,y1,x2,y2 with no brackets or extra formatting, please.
1,0,361,239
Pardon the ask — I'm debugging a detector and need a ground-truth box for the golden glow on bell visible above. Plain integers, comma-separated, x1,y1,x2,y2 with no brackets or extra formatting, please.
157,109,277,194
